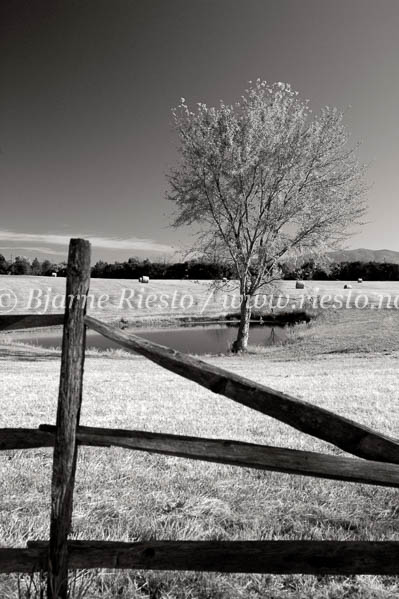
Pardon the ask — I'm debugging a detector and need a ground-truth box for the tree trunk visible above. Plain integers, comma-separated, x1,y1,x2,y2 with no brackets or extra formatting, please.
232,294,251,352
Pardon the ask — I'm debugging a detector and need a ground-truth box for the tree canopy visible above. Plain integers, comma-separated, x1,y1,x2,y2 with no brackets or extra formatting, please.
167,79,368,349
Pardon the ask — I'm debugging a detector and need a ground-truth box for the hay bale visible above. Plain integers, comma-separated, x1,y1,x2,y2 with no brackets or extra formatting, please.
357,278,363,283
344,284,352,289
141,275,150,283
119,317,129,329
295,280,305,289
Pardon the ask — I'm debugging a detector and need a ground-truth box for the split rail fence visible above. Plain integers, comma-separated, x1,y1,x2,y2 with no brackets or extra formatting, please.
1,239,399,598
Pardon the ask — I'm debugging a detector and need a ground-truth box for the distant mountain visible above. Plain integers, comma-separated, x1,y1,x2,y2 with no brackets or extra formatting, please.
328,248,399,264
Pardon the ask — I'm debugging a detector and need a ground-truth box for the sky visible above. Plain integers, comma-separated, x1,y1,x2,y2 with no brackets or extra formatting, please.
1,0,399,263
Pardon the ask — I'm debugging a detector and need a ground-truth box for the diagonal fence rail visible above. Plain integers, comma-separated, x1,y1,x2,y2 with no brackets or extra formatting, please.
2,425,399,488
85,315,399,464
1,238,399,598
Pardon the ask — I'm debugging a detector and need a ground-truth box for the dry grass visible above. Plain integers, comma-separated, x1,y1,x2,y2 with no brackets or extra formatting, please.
1,307,399,597
249,307,399,358
3,275,399,324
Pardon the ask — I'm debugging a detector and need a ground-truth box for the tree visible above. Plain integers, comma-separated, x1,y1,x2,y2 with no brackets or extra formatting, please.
31,257,41,275
167,80,367,351
41,259,53,276
91,260,108,278
10,256,31,275
0,254,9,274
57,261,67,277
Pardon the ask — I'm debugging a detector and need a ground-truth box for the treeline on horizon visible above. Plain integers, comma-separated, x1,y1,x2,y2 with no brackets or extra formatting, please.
2,253,399,281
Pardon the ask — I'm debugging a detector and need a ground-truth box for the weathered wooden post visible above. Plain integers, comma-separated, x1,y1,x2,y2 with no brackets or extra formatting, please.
47,239,91,598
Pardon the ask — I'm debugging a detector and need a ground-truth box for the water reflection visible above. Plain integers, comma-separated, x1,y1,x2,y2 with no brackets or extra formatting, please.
12,323,287,355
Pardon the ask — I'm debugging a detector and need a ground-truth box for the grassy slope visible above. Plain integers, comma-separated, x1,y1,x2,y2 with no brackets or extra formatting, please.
1,308,399,597
250,307,399,357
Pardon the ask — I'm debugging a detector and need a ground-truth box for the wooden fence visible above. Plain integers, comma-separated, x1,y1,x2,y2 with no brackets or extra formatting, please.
1,238,399,598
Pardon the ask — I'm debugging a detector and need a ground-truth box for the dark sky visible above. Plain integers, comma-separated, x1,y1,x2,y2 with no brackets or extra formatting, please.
1,0,399,262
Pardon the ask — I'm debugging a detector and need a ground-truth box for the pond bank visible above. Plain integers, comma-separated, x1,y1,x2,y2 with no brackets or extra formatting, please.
2,307,398,360
108,308,312,330
1,321,290,356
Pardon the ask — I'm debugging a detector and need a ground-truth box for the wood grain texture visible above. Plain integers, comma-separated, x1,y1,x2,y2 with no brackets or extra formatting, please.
0,313,65,331
4,540,394,575
36,424,399,488
85,316,399,464
48,239,91,599
5,424,399,488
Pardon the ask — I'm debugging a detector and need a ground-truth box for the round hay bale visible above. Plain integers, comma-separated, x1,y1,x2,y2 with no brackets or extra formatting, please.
119,317,129,329
344,284,352,289
296,280,305,289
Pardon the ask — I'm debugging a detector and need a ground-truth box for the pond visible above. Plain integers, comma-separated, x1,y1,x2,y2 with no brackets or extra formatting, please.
13,323,288,355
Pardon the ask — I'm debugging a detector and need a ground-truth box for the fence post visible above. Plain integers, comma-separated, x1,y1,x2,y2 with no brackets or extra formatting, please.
47,239,91,599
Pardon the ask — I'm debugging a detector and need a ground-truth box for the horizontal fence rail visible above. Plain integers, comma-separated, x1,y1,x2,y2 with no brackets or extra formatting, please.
3,425,399,489
0,313,64,331
0,428,54,449
85,316,399,464
1,540,398,575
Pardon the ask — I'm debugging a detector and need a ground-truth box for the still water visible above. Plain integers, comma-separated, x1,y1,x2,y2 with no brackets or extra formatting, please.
15,323,287,355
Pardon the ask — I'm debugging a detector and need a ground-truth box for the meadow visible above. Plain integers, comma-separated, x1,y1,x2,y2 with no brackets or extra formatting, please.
3,275,399,325
1,278,399,597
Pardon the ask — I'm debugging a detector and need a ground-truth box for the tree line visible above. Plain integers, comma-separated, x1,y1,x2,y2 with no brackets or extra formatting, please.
2,253,399,281
0,255,65,276
287,259,399,281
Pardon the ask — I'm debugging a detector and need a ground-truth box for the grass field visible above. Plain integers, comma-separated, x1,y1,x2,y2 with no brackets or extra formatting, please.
2,275,399,324
1,280,399,597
